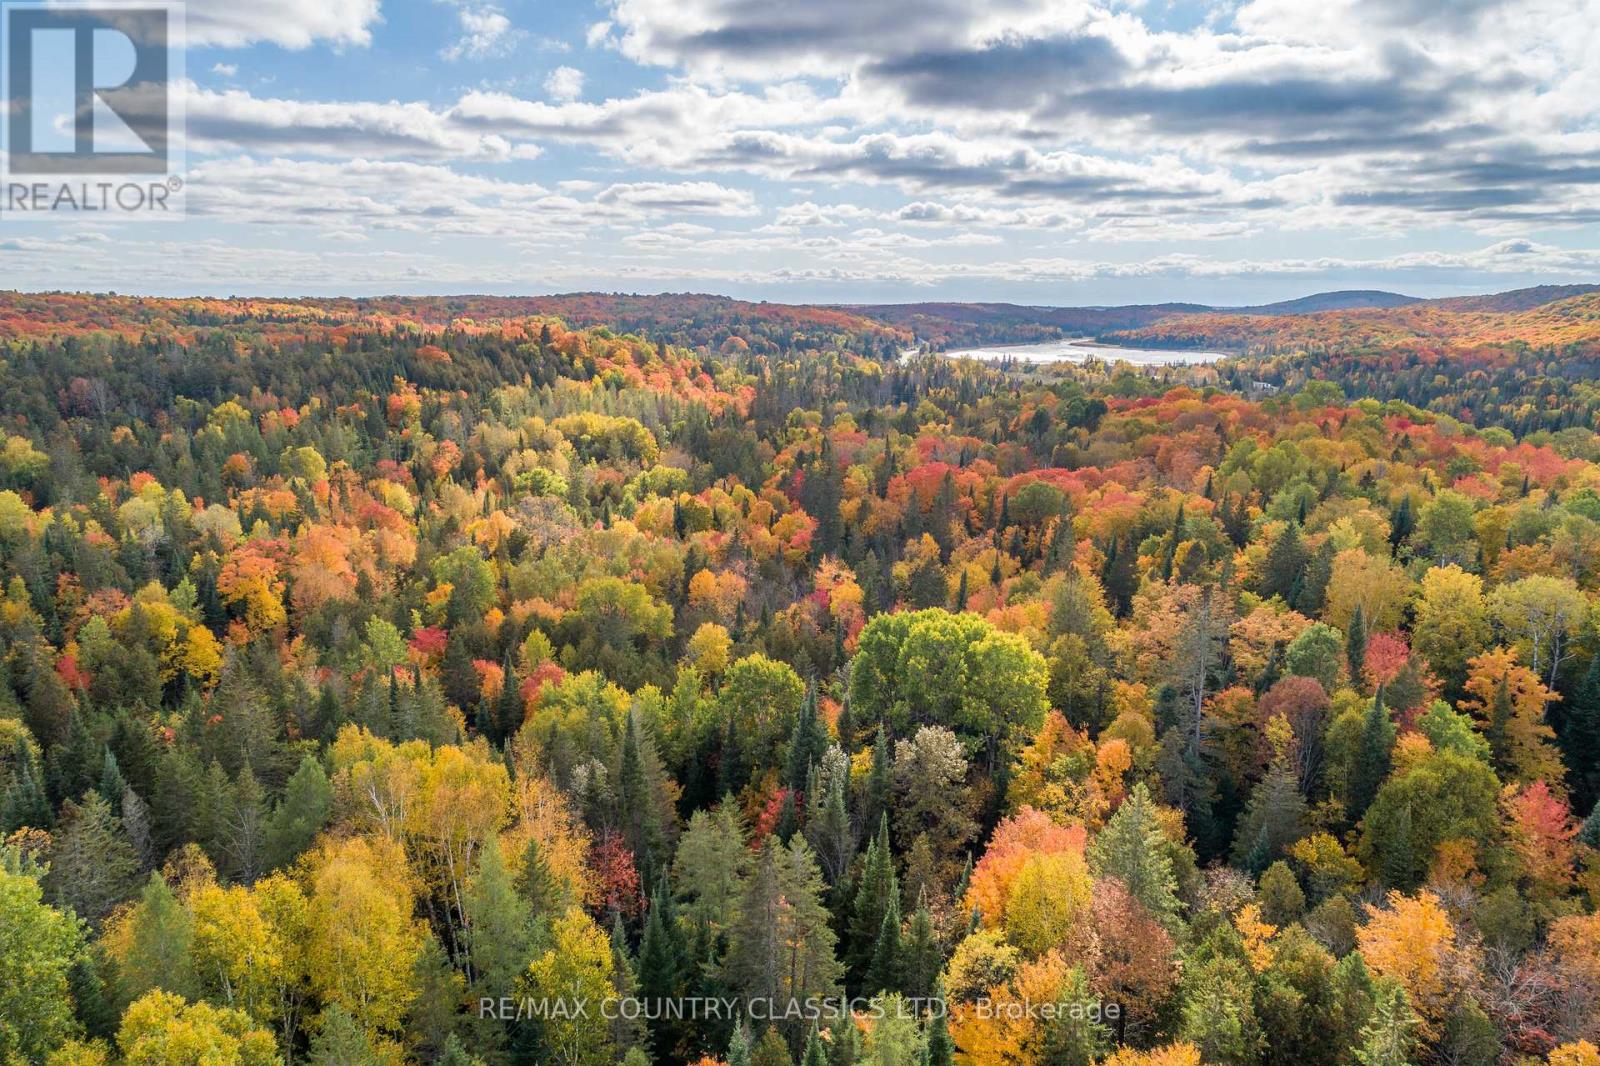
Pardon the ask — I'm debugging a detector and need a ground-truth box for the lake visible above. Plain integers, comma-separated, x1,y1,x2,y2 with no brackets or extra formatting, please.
936,338,1225,365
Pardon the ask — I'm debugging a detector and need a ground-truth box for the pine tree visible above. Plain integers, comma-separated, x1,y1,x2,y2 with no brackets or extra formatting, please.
787,686,824,795
1355,982,1418,1066
98,749,128,813
464,835,530,1000
44,791,140,926
495,651,522,743
121,786,155,871
1089,783,1180,928
638,879,688,1060
802,1026,829,1066
865,891,902,995
1260,522,1308,601
900,890,940,1000
223,765,268,883
849,816,898,986
2,741,51,832
1230,724,1308,874
925,994,954,1066
1346,604,1368,685
728,1020,754,1066
1348,701,1395,822
264,753,332,870
864,726,891,832
1297,539,1336,615
753,1026,794,1066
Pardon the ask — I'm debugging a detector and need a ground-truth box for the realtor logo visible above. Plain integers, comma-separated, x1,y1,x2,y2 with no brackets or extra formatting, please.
2,1,185,218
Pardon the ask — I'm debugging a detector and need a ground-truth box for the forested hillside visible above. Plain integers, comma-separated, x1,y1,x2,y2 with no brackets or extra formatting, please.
1,292,1599,1066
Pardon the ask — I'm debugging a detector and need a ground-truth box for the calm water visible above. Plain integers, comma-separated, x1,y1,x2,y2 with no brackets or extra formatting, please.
939,338,1224,365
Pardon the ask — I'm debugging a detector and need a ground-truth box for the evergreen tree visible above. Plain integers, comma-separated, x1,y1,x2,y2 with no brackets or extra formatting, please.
865,891,902,995
44,791,139,926
753,1026,794,1066
900,890,940,1001
1348,701,1395,822
1346,604,1368,685
1089,783,1180,928
802,1026,829,1066
787,686,826,795
98,749,128,813
1562,656,1600,813
2,742,51,832
638,879,689,1060
222,765,268,883
728,1020,753,1066
463,836,530,1000
264,753,332,871
1355,982,1418,1066
849,816,898,986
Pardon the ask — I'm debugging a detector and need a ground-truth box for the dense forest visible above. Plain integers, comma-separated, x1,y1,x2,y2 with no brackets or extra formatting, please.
2,290,1600,1066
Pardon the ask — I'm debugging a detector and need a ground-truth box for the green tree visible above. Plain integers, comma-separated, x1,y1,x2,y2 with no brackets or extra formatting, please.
1089,784,1180,928
0,849,86,1062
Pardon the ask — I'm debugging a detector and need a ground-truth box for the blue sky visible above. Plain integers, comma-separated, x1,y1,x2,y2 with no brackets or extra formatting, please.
6,0,1600,305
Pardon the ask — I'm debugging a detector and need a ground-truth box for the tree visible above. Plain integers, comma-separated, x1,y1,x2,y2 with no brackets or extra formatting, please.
1460,647,1564,786
848,609,1048,769
1,850,86,1061
264,755,332,871
673,802,750,936
1352,981,1418,1066
1356,891,1473,1042
1089,784,1180,928
117,990,278,1066
1564,657,1600,812
1259,522,1308,602
850,817,899,985
1358,749,1499,890
1283,624,1344,694
521,907,619,1066
46,792,140,926
722,837,842,1031
751,1026,794,1066
1411,565,1490,697
1488,575,1588,688
304,836,424,1041
1230,717,1308,874
891,726,975,873
463,836,530,1000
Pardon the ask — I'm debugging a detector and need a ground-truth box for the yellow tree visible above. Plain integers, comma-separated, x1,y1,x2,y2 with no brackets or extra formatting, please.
1356,891,1477,1041
117,991,279,1066
1460,647,1565,786
303,836,426,1041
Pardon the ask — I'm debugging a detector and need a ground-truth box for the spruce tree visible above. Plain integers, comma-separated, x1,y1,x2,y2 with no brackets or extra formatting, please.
1346,604,1368,685
900,890,940,1000
849,816,898,986
865,891,902,995
1260,523,1307,601
1088,784,1180,928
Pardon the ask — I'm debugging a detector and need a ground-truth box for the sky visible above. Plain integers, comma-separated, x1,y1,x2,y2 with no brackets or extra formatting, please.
4,0,1600,305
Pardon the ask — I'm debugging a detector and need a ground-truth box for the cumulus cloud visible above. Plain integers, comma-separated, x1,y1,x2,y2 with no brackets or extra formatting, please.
543,67,586,102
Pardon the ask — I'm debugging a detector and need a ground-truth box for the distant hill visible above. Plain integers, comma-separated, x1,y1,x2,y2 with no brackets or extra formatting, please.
1430,284,1600,313
1103,285,1600,354
1228,290,1421,315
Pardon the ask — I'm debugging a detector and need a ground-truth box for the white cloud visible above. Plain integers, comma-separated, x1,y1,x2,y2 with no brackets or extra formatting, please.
441,4,523,61
184,0,382,49
544,67,586,103
211,63,238,77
